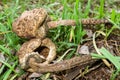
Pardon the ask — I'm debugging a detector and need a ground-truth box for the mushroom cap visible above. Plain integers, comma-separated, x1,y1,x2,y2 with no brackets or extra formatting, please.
12,8,48,39
17,38,42,68
17,38,56,69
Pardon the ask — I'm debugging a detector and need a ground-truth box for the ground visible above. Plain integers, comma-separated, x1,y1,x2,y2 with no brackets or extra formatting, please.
0,0,120,80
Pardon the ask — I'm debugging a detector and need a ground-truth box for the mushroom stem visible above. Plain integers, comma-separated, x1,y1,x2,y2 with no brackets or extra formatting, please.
47,19,111,29
28,55,98,73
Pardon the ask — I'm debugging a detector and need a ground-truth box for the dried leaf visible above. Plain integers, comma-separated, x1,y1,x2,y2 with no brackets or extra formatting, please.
78,45,90,55
28,72,42,78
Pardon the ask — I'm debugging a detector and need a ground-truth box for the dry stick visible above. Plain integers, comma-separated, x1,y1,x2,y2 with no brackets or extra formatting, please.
47,19,111,29
28,55,98,73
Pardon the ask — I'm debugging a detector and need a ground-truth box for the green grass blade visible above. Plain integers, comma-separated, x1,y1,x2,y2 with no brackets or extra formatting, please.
91,53,106,59
99,0,104,18
84,0,91,17
111,9,116,21
0,45,10,56
99,47,120,71
92,53,120,60
0,65,5,75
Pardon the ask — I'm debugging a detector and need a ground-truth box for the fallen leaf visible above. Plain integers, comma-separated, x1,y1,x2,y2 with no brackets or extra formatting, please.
28,72,42,78
78,45,90,55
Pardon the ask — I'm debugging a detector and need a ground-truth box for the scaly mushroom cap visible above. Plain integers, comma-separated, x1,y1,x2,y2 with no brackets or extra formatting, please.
17,38,56,69
12,8,48,39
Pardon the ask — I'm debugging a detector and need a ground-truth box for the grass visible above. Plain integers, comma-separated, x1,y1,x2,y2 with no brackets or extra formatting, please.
92,30,120,79
92,47,120,80
0,0,119,79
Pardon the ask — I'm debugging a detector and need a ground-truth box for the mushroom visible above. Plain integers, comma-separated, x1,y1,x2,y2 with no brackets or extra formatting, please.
12,8,111,39
12,8,48,39
12,8,111,73
27,55,97,73
17,38,56,69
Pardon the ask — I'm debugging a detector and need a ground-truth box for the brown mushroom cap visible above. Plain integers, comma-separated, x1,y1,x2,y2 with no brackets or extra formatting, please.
17,38,56,69
17,38,42,68
12,8,48,39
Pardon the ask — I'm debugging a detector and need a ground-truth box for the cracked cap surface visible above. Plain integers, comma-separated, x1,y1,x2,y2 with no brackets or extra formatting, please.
12,8,48,39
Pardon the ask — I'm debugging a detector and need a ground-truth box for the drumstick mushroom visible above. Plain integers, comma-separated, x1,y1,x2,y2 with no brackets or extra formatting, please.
12,8,111,39
17,38,56,69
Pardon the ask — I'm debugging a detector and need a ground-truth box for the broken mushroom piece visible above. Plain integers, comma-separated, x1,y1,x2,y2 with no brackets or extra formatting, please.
12,8,48,39
17,38,56,69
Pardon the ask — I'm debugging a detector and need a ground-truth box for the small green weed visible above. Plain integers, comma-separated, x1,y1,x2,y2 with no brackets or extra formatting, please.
92,47,120,80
